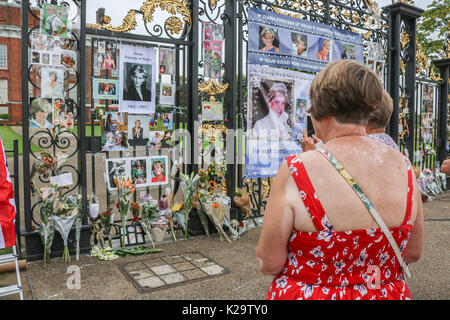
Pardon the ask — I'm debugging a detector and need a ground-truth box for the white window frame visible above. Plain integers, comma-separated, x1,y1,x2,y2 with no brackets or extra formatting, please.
0,45,7,70
0,80,8,104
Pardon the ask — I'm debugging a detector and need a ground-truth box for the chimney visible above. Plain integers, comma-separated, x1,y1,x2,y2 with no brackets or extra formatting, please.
96,8,105,24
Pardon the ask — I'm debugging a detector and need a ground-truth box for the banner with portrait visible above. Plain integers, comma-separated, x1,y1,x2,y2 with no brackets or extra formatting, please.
246,64,314,178
119,44,157,114
247,8,363,72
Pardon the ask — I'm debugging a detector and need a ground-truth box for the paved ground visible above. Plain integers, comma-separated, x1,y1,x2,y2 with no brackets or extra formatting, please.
1,191,449,300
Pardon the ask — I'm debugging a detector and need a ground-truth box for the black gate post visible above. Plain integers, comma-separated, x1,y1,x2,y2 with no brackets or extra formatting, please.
187,0,199,174
224,0,238,218
79,0,88,224
384,3,423,158
433,58,450,168
21,0,31,234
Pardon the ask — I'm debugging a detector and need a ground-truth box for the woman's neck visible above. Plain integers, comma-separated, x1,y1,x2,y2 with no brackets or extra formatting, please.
321,120,367,143
366,127,385,134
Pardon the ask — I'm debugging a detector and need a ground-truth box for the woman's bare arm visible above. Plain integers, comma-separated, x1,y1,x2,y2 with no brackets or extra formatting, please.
404,175,424,264
256,161,295,275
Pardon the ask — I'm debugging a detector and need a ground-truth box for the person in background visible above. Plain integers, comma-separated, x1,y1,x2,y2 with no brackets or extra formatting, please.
366,90,399,150
302,89,398,151
441,159,450,175
256,60,423,300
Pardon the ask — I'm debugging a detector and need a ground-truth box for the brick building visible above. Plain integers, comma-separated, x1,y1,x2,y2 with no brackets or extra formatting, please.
0,0,40,123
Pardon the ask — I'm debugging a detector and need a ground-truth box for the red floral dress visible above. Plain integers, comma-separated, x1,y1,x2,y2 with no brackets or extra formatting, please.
266,153,414,300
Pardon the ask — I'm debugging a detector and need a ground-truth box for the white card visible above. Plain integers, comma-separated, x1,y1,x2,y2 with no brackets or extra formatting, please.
49,172,73,187
89,203,99,219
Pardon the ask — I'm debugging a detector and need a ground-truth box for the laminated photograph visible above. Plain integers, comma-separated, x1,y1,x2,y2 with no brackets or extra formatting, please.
41,3,69,38
159,83,175,105
41,67,65,99
119,44,157,114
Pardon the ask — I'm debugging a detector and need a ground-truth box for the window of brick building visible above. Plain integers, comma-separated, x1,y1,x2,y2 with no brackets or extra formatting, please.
0,80,8,104
0,45,7,69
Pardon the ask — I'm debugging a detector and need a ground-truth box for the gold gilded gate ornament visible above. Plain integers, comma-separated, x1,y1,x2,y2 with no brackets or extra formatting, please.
86,0,192,34
87,9,137,32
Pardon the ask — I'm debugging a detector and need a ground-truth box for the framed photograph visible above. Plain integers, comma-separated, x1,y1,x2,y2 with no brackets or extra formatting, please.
102,51,117,70
105,158,128,191
31,51,41,64
127,114,150,147
150,156,168,186
93,78,119,100
29,97,53,129
120,224,146,247
41,67,65,99
41,3,69,38
102,130,128,152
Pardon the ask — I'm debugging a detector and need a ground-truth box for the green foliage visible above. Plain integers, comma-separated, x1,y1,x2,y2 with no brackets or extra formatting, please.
417,0,450,61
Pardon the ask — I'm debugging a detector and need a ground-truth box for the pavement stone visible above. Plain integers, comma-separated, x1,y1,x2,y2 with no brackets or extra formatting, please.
0,191,449,300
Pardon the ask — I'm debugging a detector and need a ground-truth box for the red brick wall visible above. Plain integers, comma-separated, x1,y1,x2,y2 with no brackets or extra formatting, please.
0,5,43,123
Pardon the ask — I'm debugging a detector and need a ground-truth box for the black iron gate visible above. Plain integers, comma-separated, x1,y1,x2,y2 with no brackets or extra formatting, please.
19,0,449,261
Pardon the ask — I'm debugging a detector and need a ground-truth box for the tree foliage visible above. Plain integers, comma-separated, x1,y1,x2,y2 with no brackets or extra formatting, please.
417,0,450,61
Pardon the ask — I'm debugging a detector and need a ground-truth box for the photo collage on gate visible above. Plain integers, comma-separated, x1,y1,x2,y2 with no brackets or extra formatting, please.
421,84,435,144
245,8,364,178
29,3,76,130
95,40,177,189
365,41,385,84
201,22,224,121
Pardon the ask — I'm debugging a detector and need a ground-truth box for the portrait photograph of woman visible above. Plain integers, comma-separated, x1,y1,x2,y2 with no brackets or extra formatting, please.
317,38,332,61
259,26,280,53
249,77,294,140
29,97,53,129
41,67,64,99
122,63,152,102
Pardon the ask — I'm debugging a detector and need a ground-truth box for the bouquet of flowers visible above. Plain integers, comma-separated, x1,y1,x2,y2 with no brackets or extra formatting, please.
179,172,200,240
52,193,81,262
99,210,114,248
38,186,56,267
114,177,136,248
139,199,160,247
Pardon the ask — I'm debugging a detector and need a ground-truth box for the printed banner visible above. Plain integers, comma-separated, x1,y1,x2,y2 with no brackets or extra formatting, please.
247,8,363,72
119,44,157,114
246,64,314,178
